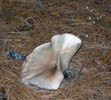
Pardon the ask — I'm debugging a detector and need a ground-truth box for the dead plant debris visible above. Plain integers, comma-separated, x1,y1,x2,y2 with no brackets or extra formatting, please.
0,0,111,100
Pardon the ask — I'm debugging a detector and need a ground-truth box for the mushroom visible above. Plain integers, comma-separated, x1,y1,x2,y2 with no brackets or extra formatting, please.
21,33,82,90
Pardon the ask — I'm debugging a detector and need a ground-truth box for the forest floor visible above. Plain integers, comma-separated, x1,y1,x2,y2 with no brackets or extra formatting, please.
0,0,111,100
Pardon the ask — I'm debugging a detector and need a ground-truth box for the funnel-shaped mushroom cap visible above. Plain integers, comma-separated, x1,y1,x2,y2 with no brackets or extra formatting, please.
21,33,82,90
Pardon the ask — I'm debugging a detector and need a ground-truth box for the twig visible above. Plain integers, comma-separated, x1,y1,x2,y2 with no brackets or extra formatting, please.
16,16,32,27
94,59,108,72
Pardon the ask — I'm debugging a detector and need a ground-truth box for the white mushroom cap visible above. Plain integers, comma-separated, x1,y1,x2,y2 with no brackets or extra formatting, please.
21,33,82,90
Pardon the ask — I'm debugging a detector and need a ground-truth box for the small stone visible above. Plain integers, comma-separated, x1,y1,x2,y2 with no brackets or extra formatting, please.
7,51,26,61
93,21,96,24
85,34,88,38
83,32,88,38
88,17,91,20
86,6,89,9
90,10,93,12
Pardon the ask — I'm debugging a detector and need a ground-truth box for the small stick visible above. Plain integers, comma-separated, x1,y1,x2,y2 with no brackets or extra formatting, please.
16,16,32,27
76,66,85,80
